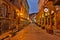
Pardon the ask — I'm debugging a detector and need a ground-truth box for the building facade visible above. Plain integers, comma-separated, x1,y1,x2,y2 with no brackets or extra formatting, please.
20,0,29,20
17,0,29,28
0,0,29,39
36,0,60,34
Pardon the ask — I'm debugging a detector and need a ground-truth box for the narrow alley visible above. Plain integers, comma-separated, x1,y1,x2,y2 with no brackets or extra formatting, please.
0,0,60,40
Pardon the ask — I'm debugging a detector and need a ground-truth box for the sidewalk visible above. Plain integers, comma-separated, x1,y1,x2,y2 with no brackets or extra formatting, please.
53,29,60,37
0,31,12,40
35,23,60,37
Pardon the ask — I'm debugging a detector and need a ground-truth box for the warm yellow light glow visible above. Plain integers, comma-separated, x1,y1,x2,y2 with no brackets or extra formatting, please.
16,9,20,16
16,10,23,17
51,10,54,14
48,13,50,15
20,13,23,16
42,14,44,17
45,13,48,16
27,18,29,20
17,12,20,16
17,12,23,17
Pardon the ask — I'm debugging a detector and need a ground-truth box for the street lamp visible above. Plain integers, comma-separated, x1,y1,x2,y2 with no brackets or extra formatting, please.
44,7,49,16
44,7,48,13
20,13,23,16
16,11,23,17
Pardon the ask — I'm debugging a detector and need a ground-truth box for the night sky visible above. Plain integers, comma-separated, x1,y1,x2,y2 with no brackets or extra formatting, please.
27,0,38,14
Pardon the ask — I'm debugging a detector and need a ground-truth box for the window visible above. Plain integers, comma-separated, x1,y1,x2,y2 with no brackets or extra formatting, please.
10,0,13,2
54,0,60,5
40,18,41,24
2,20,9,33
44,13,48,25
48,17,50,25
9,0,14,3
0,6,3,17
42,18,44,25
2,3,8,17
14,11,17,19
45,16,48,25
51,13,54,25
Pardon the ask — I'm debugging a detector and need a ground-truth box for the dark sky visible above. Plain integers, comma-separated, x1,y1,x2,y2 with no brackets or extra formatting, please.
27,0,38,14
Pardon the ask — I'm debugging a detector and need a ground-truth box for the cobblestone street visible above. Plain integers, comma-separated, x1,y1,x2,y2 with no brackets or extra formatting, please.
10,23,60,40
